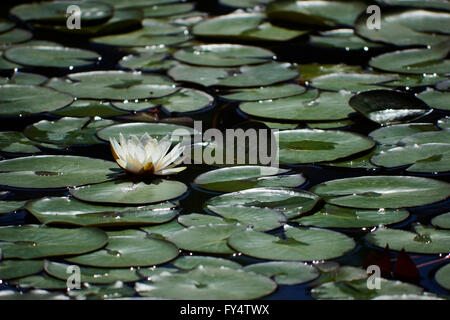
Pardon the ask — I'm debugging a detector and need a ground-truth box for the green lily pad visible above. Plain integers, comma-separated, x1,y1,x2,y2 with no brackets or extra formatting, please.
141,220,185,239
417,89,450,111
294,204,409,228
0,19,15,34
376,0,450,10
0,289,69,300
298,63,363,82
136,266,276,299
174,44,274,67
118,52,178,72
432,212,450,229
355,9,450,46
228,226,355,261
312,175,450,209
112,88,214,114
24,117,113,147
0,85,74,117
0,29,33,46
310,73,396,92
172,256,242,270
325,145,391,169
168,224,245,254
10,1,113,25
47,71,178,100
312,278,423,300
4,46,100,69
169,62,298,87
219,0,273,8
239,91,355,121
369,123,439,145
26,196,178,227
44,260,142,284
435,263,450,290
89,0,176,10
11,275,67,290
307,120,354,130
137,267,177,279
382,74,448,88
438,117,450,130
0,155,119,189
366,225,450,254
0,224,108,259
244,261,319,285
399,130,450,146
0,132,41,154
0,200,27,214
0,72,47,86
371,143,450,173
276,129,375,164
68,282,135,300
52,100,128,118
0,260,43,280
348,89,431,125
369,43,450,75
206,187,320,219
143,3,194,18
178,213,232,227
220,83,306,102
310,28,382,50
71,180,187,205
66,230,179,267
194,166,305,192
192,12,306,42
96,122,195,142
267,1,366,27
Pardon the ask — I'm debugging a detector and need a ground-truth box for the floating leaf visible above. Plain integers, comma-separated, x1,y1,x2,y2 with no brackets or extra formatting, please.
435,263,450,290
220,83,306,102
432,212,450,229
417,89,450,111
0,260,43,280
369,123,439,145
244,261,319,285
0,132,41,154
310,73,396,92
172,256,242,270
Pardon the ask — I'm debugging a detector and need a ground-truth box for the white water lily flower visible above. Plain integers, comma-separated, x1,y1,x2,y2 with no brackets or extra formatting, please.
110,133,187,176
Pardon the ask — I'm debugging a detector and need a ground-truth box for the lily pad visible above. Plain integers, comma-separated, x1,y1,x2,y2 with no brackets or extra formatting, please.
173,44,274,67
68,282,135,300
376,0,450,10
435,263,450,290
0,19,15,34
0,85,74,117
118,52,178,72
312,176,450,209
143,3,195,18
348,89,431,125
11,275,67,290
66,230,179,267
141,220,185,239
310,28,382,50
206,187,320,219
0,200,26,214
312,278,423,300
366,225,450,254
52,100,128,118
0,289,69,300
399,130,450,146
438,117,450,130
244,261,319,285
25,197,178,227
325,145,391,169
70,180,187,205
276,129,375,164
432,212,450,229
0,132,41,154
169,62,298,87
0,224,108,259
0,260,43,280
369,123,439,145
4,46,100,69
239,91,355,121
178,213,232,227
44,260,142,284
47,71,178,100
417,89,450,111
310,73,396,92
0,72,47,86
168,224,244,254
0,29,32,46
227,226,355,261
371,143,450,173
194,166,305,192
220,83,306,101
172,256,242,270
0,155,119,189
136,266,276,299
294,205,409,228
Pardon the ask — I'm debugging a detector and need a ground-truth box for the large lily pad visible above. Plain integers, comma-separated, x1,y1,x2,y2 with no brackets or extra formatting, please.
52,99,128,118
435,263,450,290
194,166,305,192
220,83,306,102
369,123,439,145
0,85,73,117
348,89,431,125
0,72,47,86
47,71,178,100
310,73,396,92
206,187,320,219
136,266,276,299
172,256,242,270
294,205,409,228
66,230,179,267
417,89,450,111
366,225,450,254
310,28,382,50
0,29,32,46
168,224,244,254
0,224,108,259
399,130,450,146
0,260,43,280
70,180,188,205
276,129,375,164
0,132,41,154
312,176,450,209
25,197,178,227
371,143,450,173
44,260,142,284
0,200,27,214
432,213,450,229
244,261,319,285
4,46,100,69
239,91,355,121
11,275,67,290
227,226,355,261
